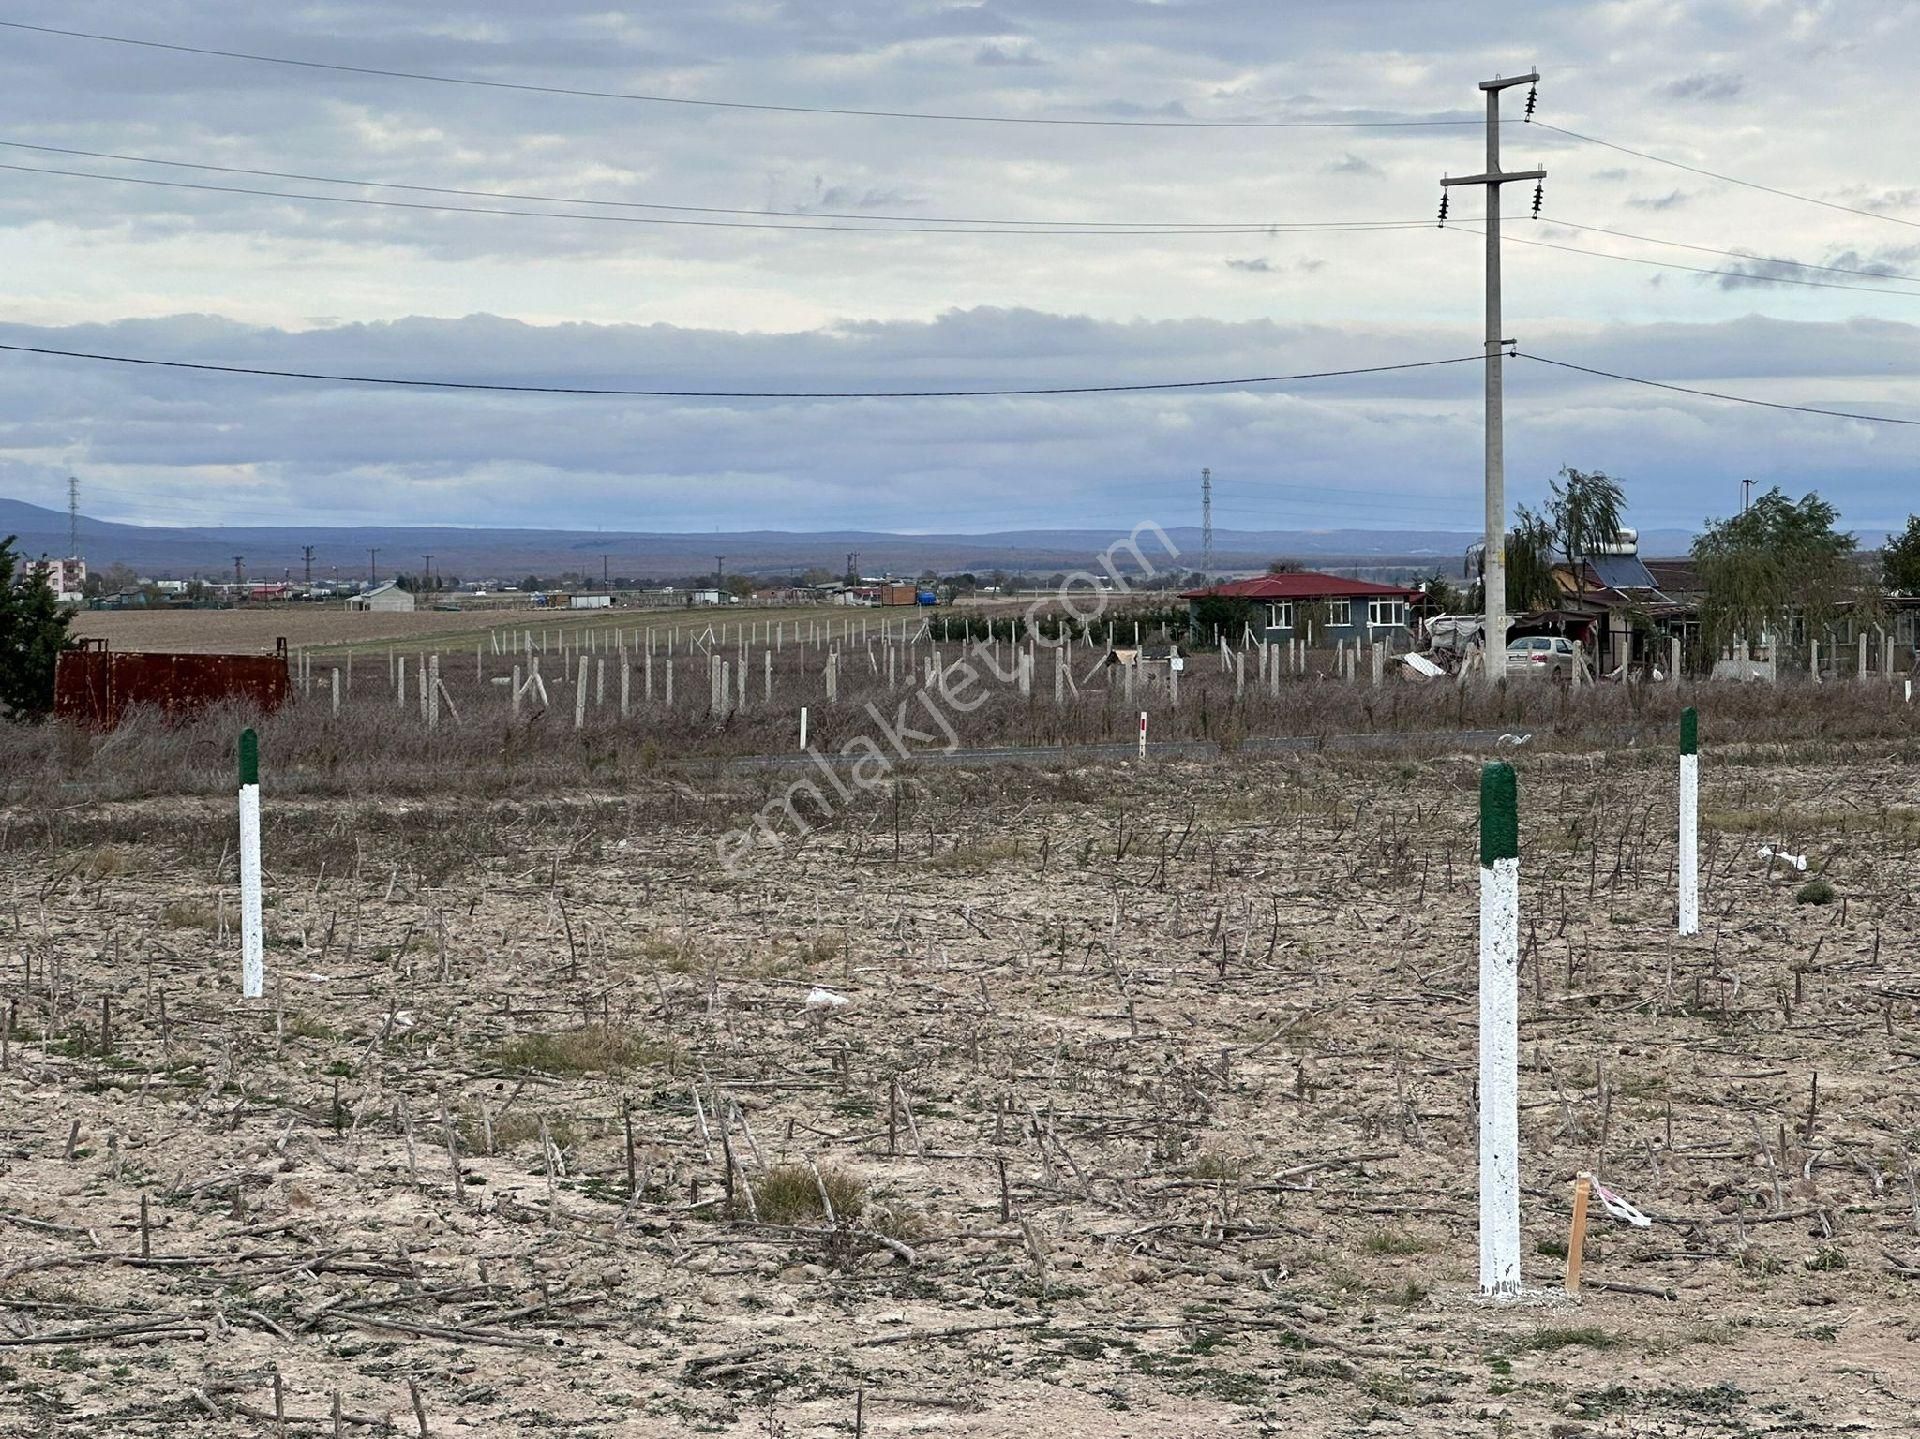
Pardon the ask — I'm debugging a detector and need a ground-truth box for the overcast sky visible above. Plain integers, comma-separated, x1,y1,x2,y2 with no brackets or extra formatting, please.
0,0,1915,538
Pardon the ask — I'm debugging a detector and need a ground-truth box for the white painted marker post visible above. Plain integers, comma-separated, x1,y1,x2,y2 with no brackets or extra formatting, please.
1478,762,1521,1297
1138,710,1147,760
1678,706,1700,937
238,728,265,1000
800,706,809,751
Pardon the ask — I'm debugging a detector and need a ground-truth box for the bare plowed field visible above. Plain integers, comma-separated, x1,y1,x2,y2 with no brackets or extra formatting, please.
3,746,1919,1435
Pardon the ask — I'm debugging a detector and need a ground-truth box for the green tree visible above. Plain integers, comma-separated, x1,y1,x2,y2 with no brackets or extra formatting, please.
0,537,75,719
1692,488,1870,655
1418,570,1464,612
1882,514,1920,595
1549,467,1627,600
1506,504,1561,613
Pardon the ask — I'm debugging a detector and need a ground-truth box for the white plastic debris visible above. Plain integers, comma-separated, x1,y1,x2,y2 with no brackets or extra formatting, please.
804,987,850,1011
1497,733,1533,747
1402,653,1444,678
390,1010,416,1032
1758,845,1808,872
1592,1177,1652,1228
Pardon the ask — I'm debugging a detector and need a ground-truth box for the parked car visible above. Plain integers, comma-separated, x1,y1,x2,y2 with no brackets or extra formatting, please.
1505,635,1577,678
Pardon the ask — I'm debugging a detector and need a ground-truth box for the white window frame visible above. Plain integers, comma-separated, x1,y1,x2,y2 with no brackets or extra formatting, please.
1268,601,1295,630
1367,597,1407,628
1325,599,1352,627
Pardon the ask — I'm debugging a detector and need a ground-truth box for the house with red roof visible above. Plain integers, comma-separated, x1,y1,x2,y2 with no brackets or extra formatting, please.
1179,571,1422,647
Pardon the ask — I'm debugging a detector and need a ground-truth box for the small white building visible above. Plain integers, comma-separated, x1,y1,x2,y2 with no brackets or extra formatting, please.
347,581,416,613
570,594,613,610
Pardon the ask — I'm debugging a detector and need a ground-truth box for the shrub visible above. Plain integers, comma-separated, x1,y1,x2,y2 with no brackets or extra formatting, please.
1794,877,1836,905
748,1163,865,1224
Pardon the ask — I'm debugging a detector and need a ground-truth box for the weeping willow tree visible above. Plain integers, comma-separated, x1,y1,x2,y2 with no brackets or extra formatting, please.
1505,506,1561,613
1550,467,1628,600
1692,488,1875,659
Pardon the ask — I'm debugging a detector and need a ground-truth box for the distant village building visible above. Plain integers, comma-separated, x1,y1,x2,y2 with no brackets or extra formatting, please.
26,556,86,604
1181,571,1421,647
346,581,415,613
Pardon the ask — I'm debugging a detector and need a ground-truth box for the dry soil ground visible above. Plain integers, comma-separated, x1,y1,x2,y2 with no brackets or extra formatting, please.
3,743,1919,1436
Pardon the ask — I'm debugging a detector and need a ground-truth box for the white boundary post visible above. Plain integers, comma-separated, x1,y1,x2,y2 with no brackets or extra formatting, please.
800,706,809,751
1679,706,1699,935
238,728,264,1001
1138,710,1147,760
1478,761,1521,1297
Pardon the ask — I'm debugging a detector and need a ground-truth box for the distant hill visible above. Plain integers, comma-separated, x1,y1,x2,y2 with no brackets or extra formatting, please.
0,497,1704,583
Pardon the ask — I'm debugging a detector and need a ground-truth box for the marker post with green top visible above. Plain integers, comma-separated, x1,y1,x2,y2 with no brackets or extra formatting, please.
1679,707,1699,936
1478,761,1521,1297
238,728,264,1000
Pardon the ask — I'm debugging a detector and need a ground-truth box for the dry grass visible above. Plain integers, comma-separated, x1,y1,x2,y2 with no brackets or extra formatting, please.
495,1026,675,1075
749,1163,866,1224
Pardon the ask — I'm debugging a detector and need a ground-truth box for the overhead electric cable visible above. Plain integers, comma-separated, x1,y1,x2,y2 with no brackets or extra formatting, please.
0,159,1430,236
0,20,1483,129
0,342,1487,397
1541,123,1920,233
1517,352,1920,426
1538,216,1920,286
1455,224,1920,298
0,137,1383,228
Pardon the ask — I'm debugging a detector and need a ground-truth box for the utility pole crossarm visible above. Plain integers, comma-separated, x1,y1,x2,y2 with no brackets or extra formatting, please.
1442,168,1546,187
1478,70,1539,92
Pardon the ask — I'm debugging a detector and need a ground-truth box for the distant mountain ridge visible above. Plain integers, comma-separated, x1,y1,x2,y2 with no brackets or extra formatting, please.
0,497,1706,581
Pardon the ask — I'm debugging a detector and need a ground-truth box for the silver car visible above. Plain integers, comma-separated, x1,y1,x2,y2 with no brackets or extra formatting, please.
1505,635,1576,678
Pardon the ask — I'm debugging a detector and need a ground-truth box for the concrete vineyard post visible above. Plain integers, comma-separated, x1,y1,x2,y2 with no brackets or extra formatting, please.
1670,635,1681,686
330,668,340,716
1138,711,1147,760
427,656,440,731
238,729,265,1001
512,664,523,718
800,706,809,751
1679,707,1700,936
1478,761,1521,1297
575,657,588,729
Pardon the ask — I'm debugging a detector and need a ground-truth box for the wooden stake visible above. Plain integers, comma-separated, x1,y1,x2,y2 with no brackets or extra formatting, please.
1565,1173,1592,1293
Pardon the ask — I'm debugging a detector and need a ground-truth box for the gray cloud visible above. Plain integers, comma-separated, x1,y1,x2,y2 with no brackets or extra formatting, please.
1324,152,1385,178
974,44,1044,67
1663,71,1744,101
0,0,1914,537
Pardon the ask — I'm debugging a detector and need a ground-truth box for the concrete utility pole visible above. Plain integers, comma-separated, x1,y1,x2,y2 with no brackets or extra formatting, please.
1443,71,1543,687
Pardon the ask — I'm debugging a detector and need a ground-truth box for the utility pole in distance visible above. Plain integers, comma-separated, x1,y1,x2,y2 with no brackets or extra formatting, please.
1443,70,1543,688
368,548,379,588
715,554,725,596
232,555,245,588
301,544,315,588
423,553,433,592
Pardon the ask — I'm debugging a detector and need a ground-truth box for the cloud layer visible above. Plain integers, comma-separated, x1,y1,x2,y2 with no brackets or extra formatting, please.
0,0,1915,536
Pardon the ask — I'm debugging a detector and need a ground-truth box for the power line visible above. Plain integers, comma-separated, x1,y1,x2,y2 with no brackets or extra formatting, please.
1541,123,1920,233
1516,352,1920,427
1454,224,1920,299
1538,216,1920,286
0,158,1431,237
0,138,1422,231
0,341,1487,398
0,20,1485,130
